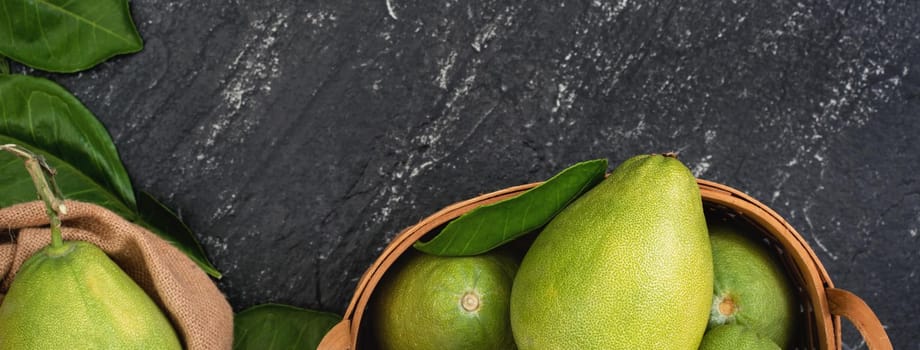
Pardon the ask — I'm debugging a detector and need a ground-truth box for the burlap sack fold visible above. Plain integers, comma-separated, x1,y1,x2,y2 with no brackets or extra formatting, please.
0,200,232,350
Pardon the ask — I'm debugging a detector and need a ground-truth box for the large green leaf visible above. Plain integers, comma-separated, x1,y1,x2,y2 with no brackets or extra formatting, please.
0,74,220,277
0,0,143,73
414,159,608,256
0,74,136,212
233,304,341,350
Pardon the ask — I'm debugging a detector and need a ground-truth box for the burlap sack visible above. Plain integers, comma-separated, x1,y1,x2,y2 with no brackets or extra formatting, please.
0,200,233,350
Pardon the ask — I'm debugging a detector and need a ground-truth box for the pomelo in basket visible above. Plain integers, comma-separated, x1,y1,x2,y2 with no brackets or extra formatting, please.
699,324,780,350
510,154,713,349
369,250,518,350
708,222,799,348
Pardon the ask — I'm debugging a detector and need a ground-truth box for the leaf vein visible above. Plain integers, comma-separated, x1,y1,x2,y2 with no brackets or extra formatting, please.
1,2,14,46
34,0,137,45
33,2,56,59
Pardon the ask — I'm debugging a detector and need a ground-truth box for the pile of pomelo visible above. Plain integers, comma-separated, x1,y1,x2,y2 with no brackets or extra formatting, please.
368,154,800,349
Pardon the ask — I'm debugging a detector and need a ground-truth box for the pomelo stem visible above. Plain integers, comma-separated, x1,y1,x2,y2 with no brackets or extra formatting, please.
0,144,68,250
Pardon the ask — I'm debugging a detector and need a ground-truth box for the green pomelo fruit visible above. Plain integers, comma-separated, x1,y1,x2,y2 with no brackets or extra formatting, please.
510,154,713,349
370,250,518,350
699,324,780,350
0,241,182,349
708,223,799,348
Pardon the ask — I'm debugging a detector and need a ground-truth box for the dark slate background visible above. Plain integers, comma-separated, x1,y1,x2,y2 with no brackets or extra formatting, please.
12,0,919,348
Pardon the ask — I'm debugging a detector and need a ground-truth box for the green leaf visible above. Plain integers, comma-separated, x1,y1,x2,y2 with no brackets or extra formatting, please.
0,0,143,73
233,304,341,350
415,159,608,256
0,74,221,277
137,191,222,278
0,74,136,213
0,56,8,75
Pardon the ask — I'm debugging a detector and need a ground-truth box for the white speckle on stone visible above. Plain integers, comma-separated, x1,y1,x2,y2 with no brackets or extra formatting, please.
811,234,838,260
911,228,917,237
437,50,458,90
803,203,838,260
692,155,713,177
444,72,477,110
421,125,443,141
386,0,398,20
206,119,231,147
410,160,434,178
305,10,337,27
211,191,238,220
704,129,717,144
221,13,287,114
200,235,229,254
552,82,577,113
471,21,499,52
619,118,646,139
197,11,290,168
371,186,398,225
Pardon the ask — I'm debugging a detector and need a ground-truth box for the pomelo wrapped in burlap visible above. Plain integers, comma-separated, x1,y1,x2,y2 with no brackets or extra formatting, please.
0,200,233,350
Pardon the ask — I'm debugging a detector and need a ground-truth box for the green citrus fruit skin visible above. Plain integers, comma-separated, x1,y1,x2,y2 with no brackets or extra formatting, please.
0,241,182,350
370,250,518,350
510,154,713,349
708,223,798,349
699,324,781,350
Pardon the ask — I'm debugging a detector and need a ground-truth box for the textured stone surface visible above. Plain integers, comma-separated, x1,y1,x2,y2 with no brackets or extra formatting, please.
11,0,919,347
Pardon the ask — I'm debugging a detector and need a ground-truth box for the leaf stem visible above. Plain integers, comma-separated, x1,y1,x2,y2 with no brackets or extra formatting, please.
0,144,68,249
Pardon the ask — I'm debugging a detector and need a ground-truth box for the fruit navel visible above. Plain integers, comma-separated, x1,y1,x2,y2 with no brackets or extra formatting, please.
461,291,481,312
713,293,737,320
719,297,734,315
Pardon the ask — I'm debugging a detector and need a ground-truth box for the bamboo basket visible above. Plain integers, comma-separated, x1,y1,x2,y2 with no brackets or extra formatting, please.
319,179,892,349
